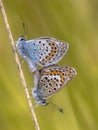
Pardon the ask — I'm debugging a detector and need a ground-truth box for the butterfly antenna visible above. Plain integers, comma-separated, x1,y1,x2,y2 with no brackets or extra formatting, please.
22,22,27,37
48,101,64,113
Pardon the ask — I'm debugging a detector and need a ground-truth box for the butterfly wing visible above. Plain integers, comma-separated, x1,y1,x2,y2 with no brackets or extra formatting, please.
38,65,76,99
37,37,69,66
27,37,69,66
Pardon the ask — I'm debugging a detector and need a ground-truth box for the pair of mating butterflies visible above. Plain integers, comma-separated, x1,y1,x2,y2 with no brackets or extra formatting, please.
16,36,76,107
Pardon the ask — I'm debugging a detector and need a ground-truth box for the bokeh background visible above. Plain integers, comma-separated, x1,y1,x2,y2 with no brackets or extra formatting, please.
0,0,98,130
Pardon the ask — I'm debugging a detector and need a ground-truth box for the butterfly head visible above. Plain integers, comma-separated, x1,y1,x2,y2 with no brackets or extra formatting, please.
16,35,27,56
17,35,26,44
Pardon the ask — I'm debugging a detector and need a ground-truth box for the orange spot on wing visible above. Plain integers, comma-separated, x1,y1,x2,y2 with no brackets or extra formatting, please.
66,70,73,77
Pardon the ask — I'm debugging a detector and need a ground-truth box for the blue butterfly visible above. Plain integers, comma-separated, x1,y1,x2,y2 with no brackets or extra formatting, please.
16,36,69,72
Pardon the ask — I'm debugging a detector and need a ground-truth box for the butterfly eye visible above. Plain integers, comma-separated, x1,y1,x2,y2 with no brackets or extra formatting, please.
20,38,25,41
18,35,26,41
41,100,46,105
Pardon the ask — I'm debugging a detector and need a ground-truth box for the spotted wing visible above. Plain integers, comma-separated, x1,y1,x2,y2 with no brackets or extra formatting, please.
27,37,69,66
38,65,76,99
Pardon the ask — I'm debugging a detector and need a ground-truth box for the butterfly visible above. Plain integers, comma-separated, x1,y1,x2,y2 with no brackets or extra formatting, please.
16,36,69,72
32,65,77,106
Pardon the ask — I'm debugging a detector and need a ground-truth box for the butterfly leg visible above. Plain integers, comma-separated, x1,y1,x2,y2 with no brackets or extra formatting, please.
33,70,40,88
26,59,37,72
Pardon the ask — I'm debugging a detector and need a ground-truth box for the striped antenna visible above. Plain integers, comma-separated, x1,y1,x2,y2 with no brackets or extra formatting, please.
22,22,27,37
48,101,64,113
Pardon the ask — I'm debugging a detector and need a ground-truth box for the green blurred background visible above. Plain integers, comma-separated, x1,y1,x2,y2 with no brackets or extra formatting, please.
0,0,98,130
